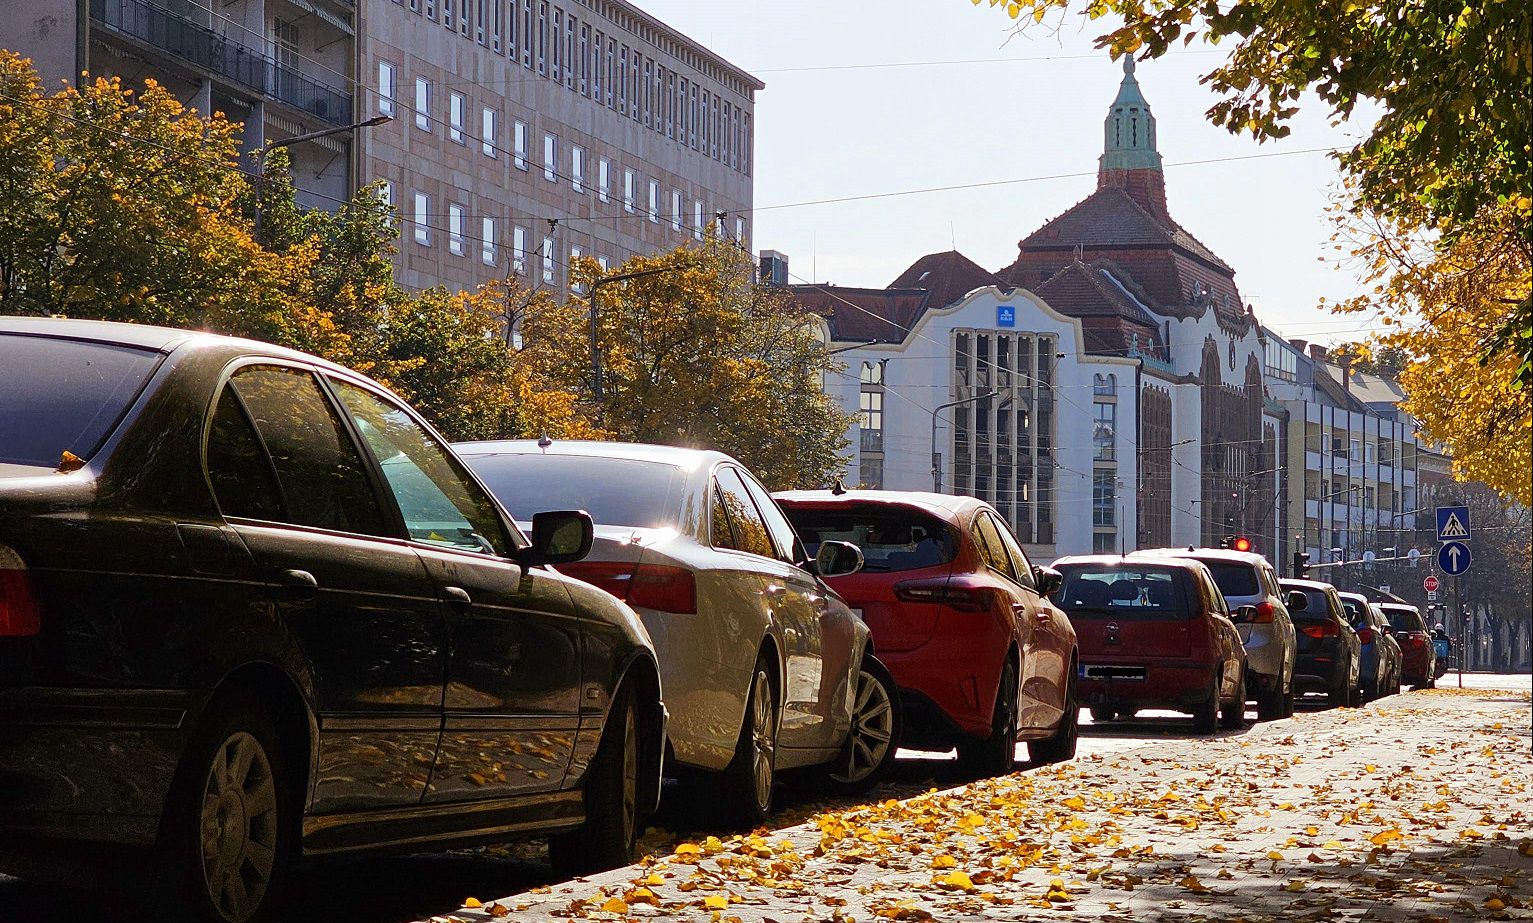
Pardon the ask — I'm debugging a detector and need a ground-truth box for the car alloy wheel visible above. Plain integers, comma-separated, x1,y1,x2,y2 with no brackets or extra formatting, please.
830,665,896,786
749,667,776,812
199,731,279,923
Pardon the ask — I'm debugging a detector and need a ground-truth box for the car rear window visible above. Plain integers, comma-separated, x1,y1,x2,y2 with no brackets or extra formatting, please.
779,504,957,573
1339,597,1367,625
0,334,162,468
462,452,682,529
1383,607,1425,633
1290,588,1331,620
1201,561,1261,598
1054,564,1190,620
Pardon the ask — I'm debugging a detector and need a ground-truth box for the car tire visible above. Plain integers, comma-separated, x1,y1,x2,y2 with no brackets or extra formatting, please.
1327,666,1350,708
1255,677,1286,721
956,658,1019,778
1346,662,1365,708
1030,662,1079,765
153,690,292,923
1219,665,1247,729
824,656,901,795
549,685,642,876
1191,670,1220,735
716,652,778,824
1089,705,1116,723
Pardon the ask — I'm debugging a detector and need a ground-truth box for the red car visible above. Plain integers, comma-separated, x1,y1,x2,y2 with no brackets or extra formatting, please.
1052,555,1248,734
1379,602,1438,689
774,490,1079,775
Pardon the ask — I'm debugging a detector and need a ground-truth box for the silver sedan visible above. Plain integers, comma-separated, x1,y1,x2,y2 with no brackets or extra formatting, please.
454,440,897,820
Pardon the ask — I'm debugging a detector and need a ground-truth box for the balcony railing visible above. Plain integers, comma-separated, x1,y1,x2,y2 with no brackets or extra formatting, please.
91,0,352,125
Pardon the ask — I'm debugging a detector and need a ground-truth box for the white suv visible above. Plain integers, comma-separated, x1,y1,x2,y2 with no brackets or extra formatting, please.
1132,548,1298,720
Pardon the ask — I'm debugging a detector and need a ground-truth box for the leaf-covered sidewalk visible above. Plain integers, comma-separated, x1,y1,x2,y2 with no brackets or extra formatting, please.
424,687,1533,922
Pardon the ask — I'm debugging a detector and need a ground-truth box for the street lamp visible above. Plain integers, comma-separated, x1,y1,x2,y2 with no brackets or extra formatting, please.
930,391,998,493
583,262,693,400
253,114,392,238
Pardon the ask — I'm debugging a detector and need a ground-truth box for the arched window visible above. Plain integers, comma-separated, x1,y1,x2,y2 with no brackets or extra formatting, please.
1093,373,1117,396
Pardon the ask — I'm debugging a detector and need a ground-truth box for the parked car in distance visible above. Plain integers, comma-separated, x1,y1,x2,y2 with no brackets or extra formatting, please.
1279,578,1363,707
1337,592,1402,701
1132,548,1296,720
0,318,666,923
456,441,896,817
774,490,1079,776
1380,602,1438,689
1053,555,1248,734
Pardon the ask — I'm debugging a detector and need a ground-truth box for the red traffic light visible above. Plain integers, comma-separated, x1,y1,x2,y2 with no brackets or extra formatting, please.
1231,536,1253,553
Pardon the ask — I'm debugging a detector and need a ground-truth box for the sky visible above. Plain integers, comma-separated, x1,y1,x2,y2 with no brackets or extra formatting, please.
639,0,1382,347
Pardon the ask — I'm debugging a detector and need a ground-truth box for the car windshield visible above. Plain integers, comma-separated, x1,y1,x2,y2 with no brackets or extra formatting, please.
1055,564,1189,620
0,334,162,468
1201,561,1261,598
1383,608,1425,633
779,504,957,573
462,452,682,529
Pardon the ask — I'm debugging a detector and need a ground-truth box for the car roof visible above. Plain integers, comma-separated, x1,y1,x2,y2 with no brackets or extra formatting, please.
451,439,736,471
1378,602,1421,613
1336,590,1368,603
1280,577,1337,592
772,489,987,521
1131,546,1270,566
1053,553,1205,572
0,315,361,376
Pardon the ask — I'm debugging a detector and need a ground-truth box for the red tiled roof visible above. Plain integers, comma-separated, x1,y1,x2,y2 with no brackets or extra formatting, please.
1013,185,1231,272
788,285,933,344
1033,261,1166,356
888,250,1006,309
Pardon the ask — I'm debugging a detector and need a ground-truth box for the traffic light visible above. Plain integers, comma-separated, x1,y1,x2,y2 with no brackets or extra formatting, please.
1231,536,1253,553
1292,550,1311,579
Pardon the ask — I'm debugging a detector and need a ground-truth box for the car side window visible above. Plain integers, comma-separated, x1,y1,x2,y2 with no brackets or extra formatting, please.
229,366,389,537
330,379,510,556
734,468,800,563
988,513,1036,590
971,514,1018,582
1207,573,1229,614
710,479,737,550
712,468,774,559
205,384,285,521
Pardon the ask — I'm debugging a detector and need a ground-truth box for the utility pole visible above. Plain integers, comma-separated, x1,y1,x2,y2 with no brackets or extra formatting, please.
253,114,392,239
930,392,997,493
585,262,690,400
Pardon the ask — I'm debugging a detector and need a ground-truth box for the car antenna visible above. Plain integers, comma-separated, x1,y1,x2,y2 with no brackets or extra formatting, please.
830,474,848,496
537,432,552,453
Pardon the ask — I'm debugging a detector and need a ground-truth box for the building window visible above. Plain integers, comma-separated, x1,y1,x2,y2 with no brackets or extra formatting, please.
414,77,432,131
481,216,496,265
512,225,528,274
1093,373,1117,396
541,235,554,283
860,360,885,385
448,92,465,143
735,216,746,243
481,108,497,157
513,120,528,169
542,133,556,181
571,146,584,192
412,193,430,245
448,203,465,255
693,200,703,240
598,158,610,202
1093,401,1116,461
378,61,396,117
570,245,584,292
623,169,635,212
858,390,883,452
376,180,392,208
648,180,659,222
1093,531,1117,554
1093,472,1116,526
597,254,608,272
670,190,682,231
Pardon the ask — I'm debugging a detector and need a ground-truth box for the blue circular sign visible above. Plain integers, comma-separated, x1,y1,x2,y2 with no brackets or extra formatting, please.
1437,541,1472,576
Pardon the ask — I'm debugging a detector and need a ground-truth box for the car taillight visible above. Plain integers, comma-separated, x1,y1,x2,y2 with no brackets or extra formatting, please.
1252,601,1277,623
1405,635,1427,649
627,564,697,615
0,546,41,638
893,577,993,613
1301,620,1340,639
1356,627,1376,645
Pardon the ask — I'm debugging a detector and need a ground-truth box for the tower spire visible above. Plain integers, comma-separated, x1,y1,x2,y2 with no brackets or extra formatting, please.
1098,56,1168,215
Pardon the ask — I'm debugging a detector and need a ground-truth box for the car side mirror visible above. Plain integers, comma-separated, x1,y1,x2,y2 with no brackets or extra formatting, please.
1381,625,1394,636
1286,590,1309,612
1034,564,1063,597
1233,605,1259,623
518,510,593,566
814,540,863,577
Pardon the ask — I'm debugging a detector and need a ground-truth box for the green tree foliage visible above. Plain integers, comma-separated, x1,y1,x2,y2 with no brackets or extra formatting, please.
974,0,1531,385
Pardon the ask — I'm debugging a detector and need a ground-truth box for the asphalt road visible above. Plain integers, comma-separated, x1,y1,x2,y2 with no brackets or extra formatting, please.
4,674,1528,923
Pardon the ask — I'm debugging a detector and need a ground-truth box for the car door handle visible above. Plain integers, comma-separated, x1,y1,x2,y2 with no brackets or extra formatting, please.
276,569,317,599
763,584,788,597
1011,602,1028,615
443,586,473,613
1034,609,1052,622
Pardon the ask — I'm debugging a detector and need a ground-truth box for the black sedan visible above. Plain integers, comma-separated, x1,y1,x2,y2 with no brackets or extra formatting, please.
1279,578,1363,707
0,317,665,922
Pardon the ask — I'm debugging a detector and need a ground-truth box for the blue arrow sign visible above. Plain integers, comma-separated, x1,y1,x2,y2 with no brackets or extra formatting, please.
1436,506,1471,541
1438,540,1471,576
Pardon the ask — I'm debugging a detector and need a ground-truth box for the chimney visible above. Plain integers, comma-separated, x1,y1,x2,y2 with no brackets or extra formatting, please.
758,250,789,287
1308,343,1329,362
1290,338,1308,354
1338,352,1353,396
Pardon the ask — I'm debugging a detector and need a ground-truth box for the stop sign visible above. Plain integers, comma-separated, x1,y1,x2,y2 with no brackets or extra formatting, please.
1423,575,1440,592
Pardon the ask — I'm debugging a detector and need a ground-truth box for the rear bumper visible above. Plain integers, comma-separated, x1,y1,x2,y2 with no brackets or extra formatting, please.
1400,648,1434,683
1239,624,1289,681
878,639,1006,742
1077,658,1215,711
1293,648,1347,692
0,687,191,854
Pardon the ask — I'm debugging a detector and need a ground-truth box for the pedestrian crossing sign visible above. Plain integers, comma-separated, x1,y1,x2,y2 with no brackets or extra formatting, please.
1436,506,1471,542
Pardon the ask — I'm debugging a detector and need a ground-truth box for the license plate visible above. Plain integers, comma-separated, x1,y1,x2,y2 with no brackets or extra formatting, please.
1081,664,1147,681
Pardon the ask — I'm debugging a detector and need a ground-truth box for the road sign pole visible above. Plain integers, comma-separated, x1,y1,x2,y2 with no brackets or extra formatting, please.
1455,574,1463,689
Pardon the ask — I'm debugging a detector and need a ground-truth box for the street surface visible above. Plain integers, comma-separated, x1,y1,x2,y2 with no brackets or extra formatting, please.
1,676,1527,922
